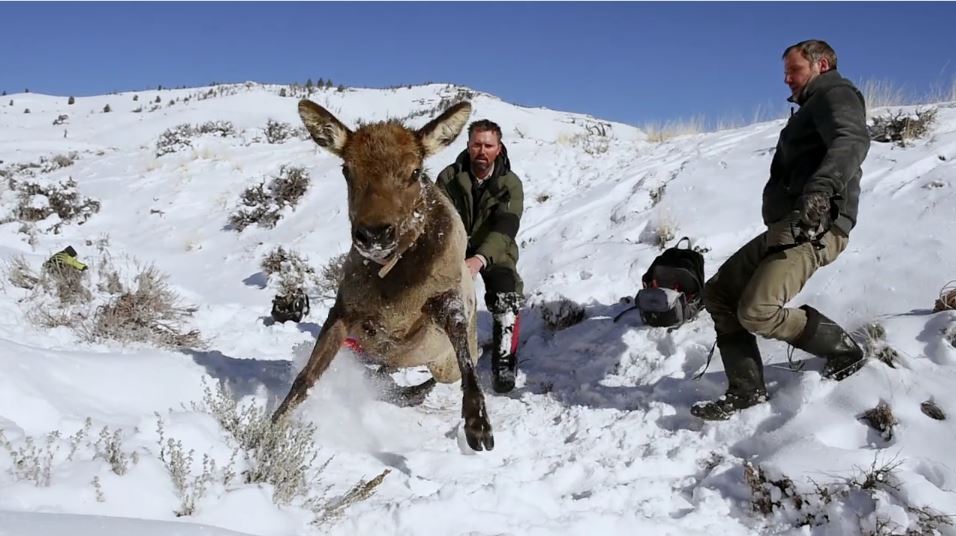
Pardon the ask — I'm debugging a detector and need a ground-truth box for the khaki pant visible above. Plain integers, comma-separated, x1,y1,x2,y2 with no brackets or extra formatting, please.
704,216,849,342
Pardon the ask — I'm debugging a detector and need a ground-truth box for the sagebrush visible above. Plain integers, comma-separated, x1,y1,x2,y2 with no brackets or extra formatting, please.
261,246,344,302
4,253,202,349
4,175,100,235
229,165,311,231
868,108,937,147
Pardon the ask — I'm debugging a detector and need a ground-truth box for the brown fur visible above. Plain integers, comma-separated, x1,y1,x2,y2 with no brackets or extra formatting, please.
273,100,494,451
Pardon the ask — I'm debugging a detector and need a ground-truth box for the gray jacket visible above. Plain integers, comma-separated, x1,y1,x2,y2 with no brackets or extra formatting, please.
762,69,870,234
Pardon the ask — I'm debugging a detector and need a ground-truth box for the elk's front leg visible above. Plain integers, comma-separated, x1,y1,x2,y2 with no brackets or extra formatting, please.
272,304,349,422
425,290,494,451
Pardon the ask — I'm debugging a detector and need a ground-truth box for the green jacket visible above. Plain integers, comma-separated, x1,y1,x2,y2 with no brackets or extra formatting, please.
436,146,524,268
762,69,869,234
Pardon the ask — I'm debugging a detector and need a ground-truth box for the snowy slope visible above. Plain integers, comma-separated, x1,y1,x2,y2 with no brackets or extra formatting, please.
1,82,955,535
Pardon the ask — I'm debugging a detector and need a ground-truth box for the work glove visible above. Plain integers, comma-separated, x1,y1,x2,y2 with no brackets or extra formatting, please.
794,192,831,243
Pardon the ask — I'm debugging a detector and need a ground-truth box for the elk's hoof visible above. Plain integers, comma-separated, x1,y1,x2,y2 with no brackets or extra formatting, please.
464,416,495,451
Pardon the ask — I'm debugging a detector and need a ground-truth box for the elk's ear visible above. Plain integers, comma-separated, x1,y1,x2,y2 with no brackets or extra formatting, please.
298,99,351,156
417,101,472,158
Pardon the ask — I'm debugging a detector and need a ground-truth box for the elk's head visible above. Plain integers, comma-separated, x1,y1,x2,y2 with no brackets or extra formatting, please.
298,100,472,264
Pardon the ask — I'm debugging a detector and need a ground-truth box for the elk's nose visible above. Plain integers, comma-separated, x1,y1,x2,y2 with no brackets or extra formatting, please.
354,224,396,248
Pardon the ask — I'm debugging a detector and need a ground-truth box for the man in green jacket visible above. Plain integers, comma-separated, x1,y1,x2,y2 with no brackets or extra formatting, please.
692,40,870,420
437,119,524,393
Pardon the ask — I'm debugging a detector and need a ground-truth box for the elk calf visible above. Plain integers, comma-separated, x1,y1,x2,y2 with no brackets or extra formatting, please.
272,100,493,451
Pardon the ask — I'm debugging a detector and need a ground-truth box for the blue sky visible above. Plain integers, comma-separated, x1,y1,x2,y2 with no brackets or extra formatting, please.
2,2,955,127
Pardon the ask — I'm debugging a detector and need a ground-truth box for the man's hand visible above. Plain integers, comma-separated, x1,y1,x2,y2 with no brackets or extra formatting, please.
794,192,831,242
465,257,484,278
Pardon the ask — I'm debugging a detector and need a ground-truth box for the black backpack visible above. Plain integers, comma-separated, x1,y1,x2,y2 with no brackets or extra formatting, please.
615,237,705,327
271,289,310,323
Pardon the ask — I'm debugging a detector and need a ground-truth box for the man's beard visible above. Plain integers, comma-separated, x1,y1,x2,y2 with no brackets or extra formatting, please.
473,158,491,175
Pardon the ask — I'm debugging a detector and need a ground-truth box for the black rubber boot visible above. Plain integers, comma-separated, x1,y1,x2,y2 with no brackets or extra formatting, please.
490,293,521,393
792,305,864,380
691,331,769,421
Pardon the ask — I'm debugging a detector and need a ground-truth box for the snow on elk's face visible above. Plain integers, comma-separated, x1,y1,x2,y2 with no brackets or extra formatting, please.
341,123,427,264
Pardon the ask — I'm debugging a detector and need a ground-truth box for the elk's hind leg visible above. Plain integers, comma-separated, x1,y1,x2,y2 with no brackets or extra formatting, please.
368,365,437,407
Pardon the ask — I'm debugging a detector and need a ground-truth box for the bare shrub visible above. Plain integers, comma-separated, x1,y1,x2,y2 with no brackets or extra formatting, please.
744,462,804,516
868,108,937,147
264,119,298,144
91,265,202,349
2,153,77,179
5,255,40,289
52,114,69,126
260,246,297,277
260,246,322,297
0,429,61,487
860,401,897,441
92,476,105,502
19,270,91,329
192,382,321,505
6,254,92,309
860,78,908,108
93,426,132,476
934,280,956,312
156,417,219,517
10,176,100,230
6,253,202,349
156,124,195,157
270,165,310,205
642,116,705,143
742,455,910,530
229,182,279,231
41,259,92,305
229,166,311,231
907,505,955,534
66,418,93,462
564,133,610,155
316,253,346,301
196,120,236,137
50,153,76,168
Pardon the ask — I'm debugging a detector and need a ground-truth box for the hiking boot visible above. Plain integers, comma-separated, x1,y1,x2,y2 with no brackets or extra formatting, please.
793,305,864,381
490,293,521,393
691,389,769,421
492,353,517,394
692,330,768,420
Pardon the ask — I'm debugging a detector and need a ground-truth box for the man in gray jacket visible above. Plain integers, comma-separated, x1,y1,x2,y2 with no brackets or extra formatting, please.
692,40,870,420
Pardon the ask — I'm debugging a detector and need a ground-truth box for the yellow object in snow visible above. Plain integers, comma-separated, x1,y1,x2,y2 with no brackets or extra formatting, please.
44,246,87,272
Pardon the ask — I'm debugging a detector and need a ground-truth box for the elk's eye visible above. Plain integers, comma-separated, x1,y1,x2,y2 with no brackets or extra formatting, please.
410,168,422,182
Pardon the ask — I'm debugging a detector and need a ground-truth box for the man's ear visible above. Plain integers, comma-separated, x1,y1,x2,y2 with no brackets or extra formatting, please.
818,57,831,73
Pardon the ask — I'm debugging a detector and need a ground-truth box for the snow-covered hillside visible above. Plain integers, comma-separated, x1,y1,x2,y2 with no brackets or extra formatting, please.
1,82,955,535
